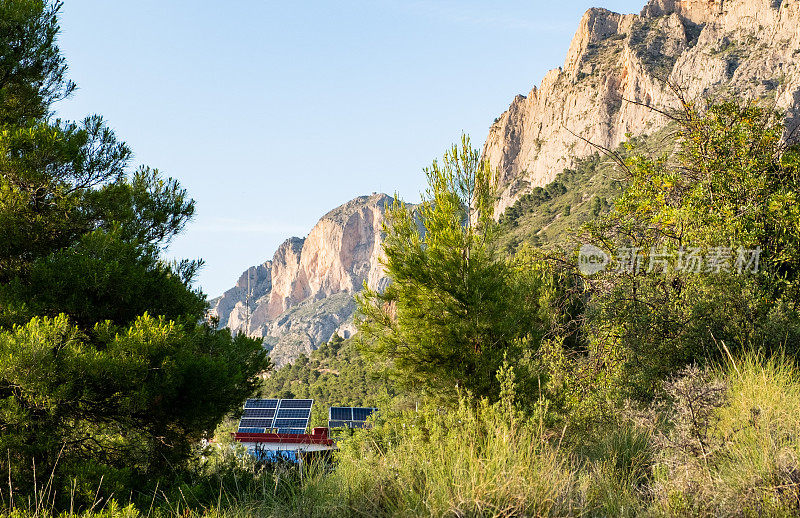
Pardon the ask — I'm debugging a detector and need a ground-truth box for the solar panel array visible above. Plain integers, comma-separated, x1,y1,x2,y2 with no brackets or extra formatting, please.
237,398,313,434
328,407,378,429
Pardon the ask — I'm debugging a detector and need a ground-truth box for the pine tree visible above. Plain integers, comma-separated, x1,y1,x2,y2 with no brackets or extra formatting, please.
357,135,550,402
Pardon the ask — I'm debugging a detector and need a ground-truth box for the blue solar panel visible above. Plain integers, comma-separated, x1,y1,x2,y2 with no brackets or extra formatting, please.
273,418,308,428
276,408,311,419
240,418,274,427
245,399,278,409
278,399,313,409
238,399,313,434
237,427,265,434
328,407,377,429
243,408,276,418
353,408,375,420
329,407,351,420
276,428,306,434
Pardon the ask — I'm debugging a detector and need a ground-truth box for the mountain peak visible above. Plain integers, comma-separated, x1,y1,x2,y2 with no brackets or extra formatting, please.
210,193,393,366
641,0,724,24
484,0,800,216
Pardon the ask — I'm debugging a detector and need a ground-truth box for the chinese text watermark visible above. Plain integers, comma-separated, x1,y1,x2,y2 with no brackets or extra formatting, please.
578,245,761,276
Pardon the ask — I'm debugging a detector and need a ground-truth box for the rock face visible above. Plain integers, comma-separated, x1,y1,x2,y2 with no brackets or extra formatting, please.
209,193,393,367
484,0,800,215
211,261,272,330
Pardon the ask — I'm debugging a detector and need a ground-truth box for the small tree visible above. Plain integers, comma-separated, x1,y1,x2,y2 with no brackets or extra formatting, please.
357,135,548,402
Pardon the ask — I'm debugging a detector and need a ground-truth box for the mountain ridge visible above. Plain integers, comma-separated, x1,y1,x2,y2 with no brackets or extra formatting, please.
484,0,800,214
209,192,392,366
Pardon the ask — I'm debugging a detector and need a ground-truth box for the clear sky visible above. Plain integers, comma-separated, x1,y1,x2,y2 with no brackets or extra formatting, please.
54,0,645,298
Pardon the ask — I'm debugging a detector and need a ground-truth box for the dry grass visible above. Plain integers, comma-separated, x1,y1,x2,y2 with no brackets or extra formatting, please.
647,354,800,517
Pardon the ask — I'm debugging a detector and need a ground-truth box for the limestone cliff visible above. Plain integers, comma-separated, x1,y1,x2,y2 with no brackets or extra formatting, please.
484,0,800,214
209,193,393,366
211,261,272,330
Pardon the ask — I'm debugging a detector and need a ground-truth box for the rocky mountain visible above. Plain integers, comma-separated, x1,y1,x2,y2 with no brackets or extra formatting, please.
210,193,393,366
484,0,800,214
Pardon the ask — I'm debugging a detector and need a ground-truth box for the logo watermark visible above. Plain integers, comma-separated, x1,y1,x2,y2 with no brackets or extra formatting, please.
578,244,610,275
577,245,761,276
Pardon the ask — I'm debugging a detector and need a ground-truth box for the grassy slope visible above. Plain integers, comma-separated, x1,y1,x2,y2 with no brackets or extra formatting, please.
14,353,799,516
209,353,800,518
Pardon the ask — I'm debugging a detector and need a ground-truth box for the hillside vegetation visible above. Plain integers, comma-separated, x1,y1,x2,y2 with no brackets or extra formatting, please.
495,126,677,252
205,354,800,517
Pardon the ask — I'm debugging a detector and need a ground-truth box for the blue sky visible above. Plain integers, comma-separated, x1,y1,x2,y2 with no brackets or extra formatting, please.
54,1,645,297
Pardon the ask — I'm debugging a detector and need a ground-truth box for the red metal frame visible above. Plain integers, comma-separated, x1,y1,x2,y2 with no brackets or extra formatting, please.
232,427,334,446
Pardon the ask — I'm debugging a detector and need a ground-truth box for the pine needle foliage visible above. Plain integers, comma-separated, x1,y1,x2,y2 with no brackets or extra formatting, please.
357,135,549,403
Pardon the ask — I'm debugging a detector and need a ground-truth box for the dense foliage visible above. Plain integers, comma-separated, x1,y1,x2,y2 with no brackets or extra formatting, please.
559,101,800,407
0,1,269,508
88,352,800,517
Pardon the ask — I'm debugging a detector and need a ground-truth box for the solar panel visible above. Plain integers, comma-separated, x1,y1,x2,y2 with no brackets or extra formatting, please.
275,408,311,419
328,407,377,429
273,418,309,428
353,408,374,420
243,408,276,418
329,407,351,420
237,427,264,434
276,428,306,435
239,418,274,428
245,399,278,409
237,398,314,434
278,399,313,409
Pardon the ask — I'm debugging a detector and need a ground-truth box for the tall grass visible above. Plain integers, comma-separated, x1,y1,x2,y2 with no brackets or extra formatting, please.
327,398,576,517
651,353,800,516
715,354,800,512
